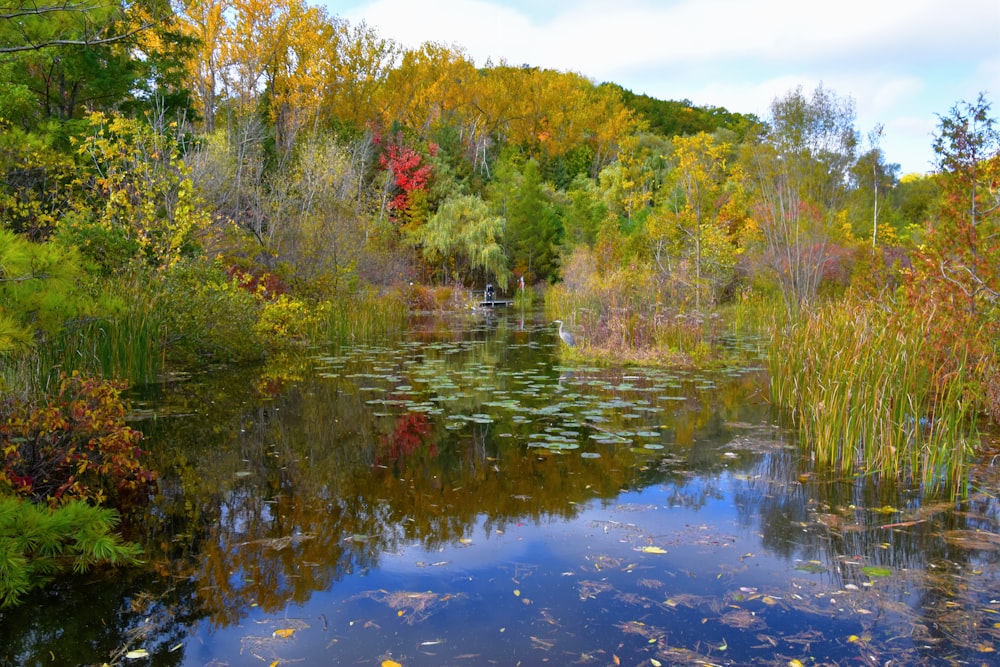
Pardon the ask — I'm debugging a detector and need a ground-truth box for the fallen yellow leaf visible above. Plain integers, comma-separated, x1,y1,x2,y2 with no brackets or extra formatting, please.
124,650,149,660
382,661,403,667
639,546,667,554
272,628,295,639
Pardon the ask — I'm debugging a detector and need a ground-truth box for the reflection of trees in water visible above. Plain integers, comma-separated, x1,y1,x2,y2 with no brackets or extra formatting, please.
129,327,789,632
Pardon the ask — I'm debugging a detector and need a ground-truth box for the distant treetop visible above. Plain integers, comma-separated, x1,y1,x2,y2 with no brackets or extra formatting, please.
603,83,762,140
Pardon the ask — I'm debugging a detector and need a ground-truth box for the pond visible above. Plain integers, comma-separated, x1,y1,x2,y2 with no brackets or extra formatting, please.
3,309,1000,666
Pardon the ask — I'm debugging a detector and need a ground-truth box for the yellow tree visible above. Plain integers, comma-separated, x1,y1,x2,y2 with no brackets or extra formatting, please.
651,132,740,309
321,21,399,131
266,1,336,153
381,42,476,140
177,0,229,131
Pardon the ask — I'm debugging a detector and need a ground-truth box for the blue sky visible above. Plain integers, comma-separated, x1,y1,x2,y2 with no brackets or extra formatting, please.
332,0,1000,176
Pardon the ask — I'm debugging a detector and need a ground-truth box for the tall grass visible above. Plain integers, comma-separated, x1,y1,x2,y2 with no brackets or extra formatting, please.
326,289,408,344
41,310,163,387
547,271,760,367
770,299,978,495
2,277,164,397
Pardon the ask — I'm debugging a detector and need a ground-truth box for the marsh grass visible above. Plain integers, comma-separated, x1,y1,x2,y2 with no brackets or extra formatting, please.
2,276,165,396
327,290,408,344
770,300,977,494
43,313,163,387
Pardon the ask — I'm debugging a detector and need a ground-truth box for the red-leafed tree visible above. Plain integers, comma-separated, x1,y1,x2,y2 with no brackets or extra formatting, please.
377,132,437,227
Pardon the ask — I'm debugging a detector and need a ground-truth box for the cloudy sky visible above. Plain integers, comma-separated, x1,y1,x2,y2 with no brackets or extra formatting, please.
334,0,1000,176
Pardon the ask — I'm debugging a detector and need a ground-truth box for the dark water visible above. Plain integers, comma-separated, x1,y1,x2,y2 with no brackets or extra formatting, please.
3,310,1000,666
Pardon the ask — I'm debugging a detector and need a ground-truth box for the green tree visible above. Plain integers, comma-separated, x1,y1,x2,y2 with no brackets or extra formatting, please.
0,229,86,353
490,159,560,283
0,497,141,608
0,0,184,124
414,193,509,288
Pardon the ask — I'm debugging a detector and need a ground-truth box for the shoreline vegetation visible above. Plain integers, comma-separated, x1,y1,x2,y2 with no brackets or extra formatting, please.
1,0,999,607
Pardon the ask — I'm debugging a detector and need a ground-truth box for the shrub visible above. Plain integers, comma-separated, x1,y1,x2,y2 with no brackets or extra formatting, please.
155,259,264,364
0,372,156,510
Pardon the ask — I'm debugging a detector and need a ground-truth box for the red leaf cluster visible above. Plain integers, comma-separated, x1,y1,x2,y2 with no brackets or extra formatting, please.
378,135,436,221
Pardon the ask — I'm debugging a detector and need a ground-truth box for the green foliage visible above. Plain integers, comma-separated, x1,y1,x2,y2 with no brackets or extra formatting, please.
154,259,264,364
0,372,156,508
414,193,510,289
41,272,164,386
0,121,81,239
0,229,90,353
496,159,562,283
63,112,209,272
606,84,762,140
561,175,608,248
0,496,142,608
326,289,408,344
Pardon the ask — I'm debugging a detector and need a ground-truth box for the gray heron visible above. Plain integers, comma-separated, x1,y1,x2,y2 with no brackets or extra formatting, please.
552,320,576,347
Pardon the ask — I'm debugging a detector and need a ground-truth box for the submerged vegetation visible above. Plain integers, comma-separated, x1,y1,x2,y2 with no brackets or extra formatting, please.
0,0,998,614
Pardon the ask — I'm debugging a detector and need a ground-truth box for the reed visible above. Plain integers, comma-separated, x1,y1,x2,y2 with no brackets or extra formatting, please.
326,290,408,344
769,299,977,494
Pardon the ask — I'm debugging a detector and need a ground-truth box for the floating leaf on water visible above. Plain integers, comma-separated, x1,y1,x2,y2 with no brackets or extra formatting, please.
795,561,827,574
861,566,893,578
580,452,601,459
272,628,295,638
643,444,664,450
638,546,668,554
234,470,252,478
124,649,149,660
382,661,403,667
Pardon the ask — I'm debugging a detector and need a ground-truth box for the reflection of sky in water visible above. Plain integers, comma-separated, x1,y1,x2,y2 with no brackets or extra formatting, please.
177,473,847,666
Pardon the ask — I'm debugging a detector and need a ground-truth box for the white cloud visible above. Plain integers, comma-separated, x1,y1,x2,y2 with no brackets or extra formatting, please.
335,0,1000,173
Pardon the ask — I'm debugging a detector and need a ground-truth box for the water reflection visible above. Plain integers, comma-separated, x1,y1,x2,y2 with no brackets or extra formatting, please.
1,311,998,666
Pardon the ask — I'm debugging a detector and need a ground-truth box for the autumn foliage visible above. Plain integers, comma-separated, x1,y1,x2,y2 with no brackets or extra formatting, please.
378,133,437,224
0,373,157,511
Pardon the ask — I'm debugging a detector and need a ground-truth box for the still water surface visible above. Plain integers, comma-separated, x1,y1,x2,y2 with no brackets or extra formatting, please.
3,310,999,666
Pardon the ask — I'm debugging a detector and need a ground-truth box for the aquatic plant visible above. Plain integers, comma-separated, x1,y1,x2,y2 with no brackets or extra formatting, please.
769,298,978,494
326,290,408,344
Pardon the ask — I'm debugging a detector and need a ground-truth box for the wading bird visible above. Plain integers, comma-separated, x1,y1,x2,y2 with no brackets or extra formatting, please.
552,320,575,347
